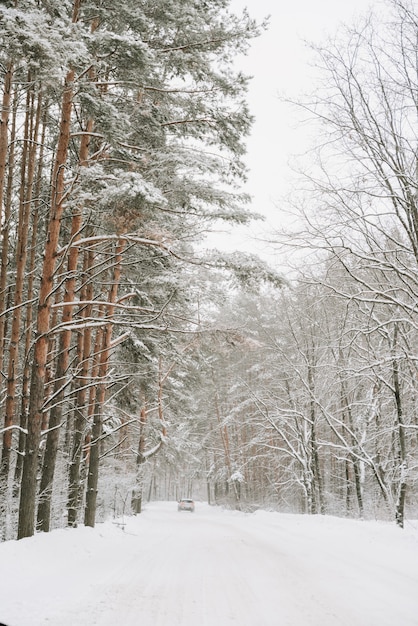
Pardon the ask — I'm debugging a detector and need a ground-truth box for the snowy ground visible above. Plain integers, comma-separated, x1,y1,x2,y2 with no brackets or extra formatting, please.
0,502,417,626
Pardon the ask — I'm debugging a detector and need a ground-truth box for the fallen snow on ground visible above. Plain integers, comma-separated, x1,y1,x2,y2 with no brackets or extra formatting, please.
0,502,417,626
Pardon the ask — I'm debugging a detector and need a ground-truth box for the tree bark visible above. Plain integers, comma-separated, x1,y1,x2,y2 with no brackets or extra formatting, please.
339,371,364,518
0,61,13,253
132,405,147,515
392,325,407,528
307,354,324,514
84,241,124,528
37,118,93,532
18,69,75,539
67,246,95,526
13,108,46,494
0,64,14,378
1,84,41,484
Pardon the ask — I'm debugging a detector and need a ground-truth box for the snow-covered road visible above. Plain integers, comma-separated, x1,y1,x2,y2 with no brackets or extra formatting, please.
0,502,417,626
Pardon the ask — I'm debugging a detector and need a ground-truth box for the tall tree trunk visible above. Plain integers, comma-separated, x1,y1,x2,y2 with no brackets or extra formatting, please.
392,326,407,528
132,358,168,515
81,307,106,477
37,119,93,532
0,66,13,511
214,387,240,507
307,356,324,514
339,371,364,518
84,241,124,528
132,404,147,515
0,61,13,256
13,108,47,494
17,70,75,540
1,83,41,485
67,246,94,526
0,66,15,379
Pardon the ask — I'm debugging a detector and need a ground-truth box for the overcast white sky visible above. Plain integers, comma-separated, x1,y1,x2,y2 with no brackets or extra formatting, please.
209,0,382,260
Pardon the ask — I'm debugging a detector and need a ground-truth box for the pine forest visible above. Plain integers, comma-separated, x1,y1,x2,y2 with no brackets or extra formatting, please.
0,0,417,541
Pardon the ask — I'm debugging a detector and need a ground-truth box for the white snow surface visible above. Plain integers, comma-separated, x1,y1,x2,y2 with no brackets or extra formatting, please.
0,502,417,626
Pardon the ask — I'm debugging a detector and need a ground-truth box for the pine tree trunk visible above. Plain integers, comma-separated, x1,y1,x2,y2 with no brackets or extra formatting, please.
84,241,124,528
67,247,94,526
13,110,46,494
132,405,147,514
17,70,74,540
0,65,13,503
82,312,106,461
0,61,13,252
39,15,97,528
1,84,41,485
0,69,15,379
37,119,93,532
0,85,17,518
